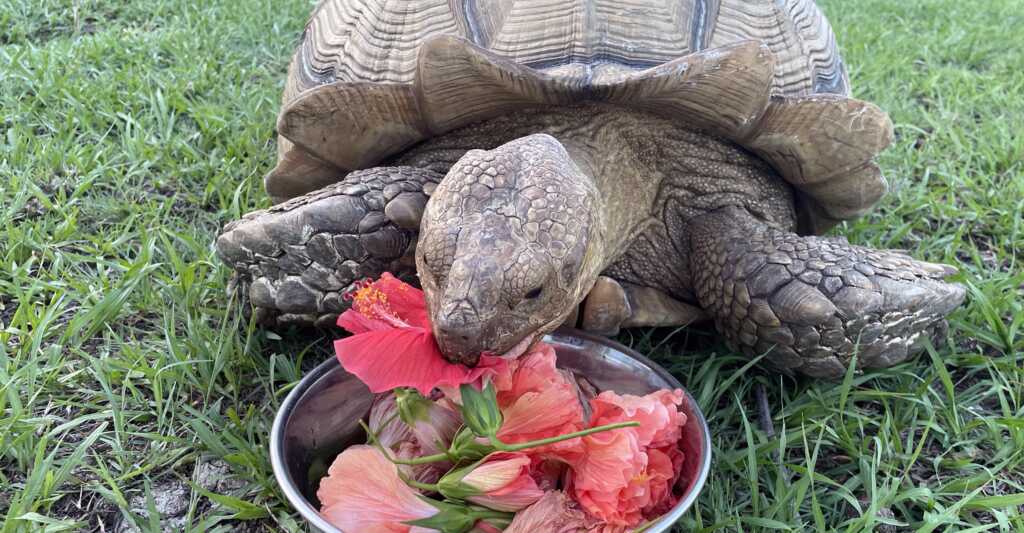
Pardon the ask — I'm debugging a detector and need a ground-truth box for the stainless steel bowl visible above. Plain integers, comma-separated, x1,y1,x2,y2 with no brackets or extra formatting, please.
271,329,712,532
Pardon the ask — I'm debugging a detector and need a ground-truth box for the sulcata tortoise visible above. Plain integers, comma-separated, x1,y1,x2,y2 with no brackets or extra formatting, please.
216,0,966,378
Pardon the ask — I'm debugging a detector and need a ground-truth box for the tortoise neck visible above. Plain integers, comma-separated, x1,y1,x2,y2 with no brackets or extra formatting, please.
557,136,659,266
395,106,665,265
395,103,792,264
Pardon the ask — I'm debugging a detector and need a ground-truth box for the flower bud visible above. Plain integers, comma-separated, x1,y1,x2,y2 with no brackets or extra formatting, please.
368,393,413,450
395,388,463,455
406,499,478,533
438,452,544,512
460,382,503,437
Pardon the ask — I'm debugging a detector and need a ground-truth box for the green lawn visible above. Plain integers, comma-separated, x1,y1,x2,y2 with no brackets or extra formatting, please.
1,0,1021,531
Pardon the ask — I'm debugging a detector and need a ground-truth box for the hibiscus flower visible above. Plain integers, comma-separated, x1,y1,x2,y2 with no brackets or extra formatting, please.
334,273,506,394
439,452,546,512
492,344,586,456
317,445,438,531
567,390,689,527
505,491,603,533
589,389,688,449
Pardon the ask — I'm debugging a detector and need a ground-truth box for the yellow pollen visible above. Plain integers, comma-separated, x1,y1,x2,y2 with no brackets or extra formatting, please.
353,286,392,319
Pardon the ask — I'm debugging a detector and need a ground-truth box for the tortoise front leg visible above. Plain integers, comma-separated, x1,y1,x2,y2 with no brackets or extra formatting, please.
688,206,966,378
576,277,708,336
216,166,441,326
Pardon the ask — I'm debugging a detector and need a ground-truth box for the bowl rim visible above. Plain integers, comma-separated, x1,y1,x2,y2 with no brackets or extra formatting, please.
270,328,712,532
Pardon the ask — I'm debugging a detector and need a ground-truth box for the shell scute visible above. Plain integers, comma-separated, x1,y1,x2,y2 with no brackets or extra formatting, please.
268,0,889,234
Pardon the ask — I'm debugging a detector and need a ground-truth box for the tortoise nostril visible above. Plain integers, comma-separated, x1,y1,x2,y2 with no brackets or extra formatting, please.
436,322,472,343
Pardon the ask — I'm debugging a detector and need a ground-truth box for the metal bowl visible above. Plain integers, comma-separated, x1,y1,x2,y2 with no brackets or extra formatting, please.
271,329,712,532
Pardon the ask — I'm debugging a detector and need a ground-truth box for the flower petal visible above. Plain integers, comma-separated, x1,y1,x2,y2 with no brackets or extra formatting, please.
463,452,544,512
437,355,511,406
640,446,683,518
570,429,644,494
491,344,585,454
462,452,532,493
335,328,495,394
373,273,433,329
590,389,687,449
337,308,393,334
494,343,561,405
368,393,414,450
498,388,584,446
505,491,602,533
318,446,436,531
471,521,506,533
395,441,448,486
466,474,545,512
409,402,462,456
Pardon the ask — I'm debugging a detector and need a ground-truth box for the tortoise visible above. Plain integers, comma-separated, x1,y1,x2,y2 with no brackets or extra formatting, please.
215,0,966,378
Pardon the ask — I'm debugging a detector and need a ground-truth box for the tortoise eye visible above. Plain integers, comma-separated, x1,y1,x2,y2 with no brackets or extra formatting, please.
524,286,543,299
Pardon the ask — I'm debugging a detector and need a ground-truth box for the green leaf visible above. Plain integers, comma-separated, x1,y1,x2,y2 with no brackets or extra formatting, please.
13,513,84,532
963,492,1024,511
189,482,269,520
405,499,476,533
739,516,794,530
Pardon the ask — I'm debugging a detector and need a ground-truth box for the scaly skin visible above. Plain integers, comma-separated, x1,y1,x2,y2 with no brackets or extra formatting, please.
216,104,965,378
415,134,607,364
688,206,964,377
397,105,797,299
216,166,439,326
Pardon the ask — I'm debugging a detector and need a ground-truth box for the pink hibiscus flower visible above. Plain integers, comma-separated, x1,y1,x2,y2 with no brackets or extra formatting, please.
492,344,586,454
505,491,603,533
567,390,689,527
334,273,507,394
317,445,438,532
589,389,688,449
441,452,546,512
568,428,645,515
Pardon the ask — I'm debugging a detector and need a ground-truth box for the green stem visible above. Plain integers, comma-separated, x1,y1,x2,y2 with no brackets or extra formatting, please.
390,452,451,465
470,509,515,521
490,421,640,452
404,478,440,492
360,419,397,462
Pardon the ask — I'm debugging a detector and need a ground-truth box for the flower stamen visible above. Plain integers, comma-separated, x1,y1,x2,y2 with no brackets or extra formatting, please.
351,284,412,328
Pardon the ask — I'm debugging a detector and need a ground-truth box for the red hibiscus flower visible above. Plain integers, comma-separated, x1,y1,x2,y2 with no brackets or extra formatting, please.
334,273,506,394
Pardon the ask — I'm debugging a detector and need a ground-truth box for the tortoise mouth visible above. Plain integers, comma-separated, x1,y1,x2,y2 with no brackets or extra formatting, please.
436,329,537,367
496,333,536,359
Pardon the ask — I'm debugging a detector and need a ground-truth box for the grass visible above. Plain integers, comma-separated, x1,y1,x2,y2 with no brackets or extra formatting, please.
0,0,1021,531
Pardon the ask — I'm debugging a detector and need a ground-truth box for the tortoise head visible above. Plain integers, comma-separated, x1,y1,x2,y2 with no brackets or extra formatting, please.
416,134,606,365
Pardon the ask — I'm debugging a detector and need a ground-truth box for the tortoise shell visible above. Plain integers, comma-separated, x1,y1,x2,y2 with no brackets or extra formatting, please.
267,0,892,234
